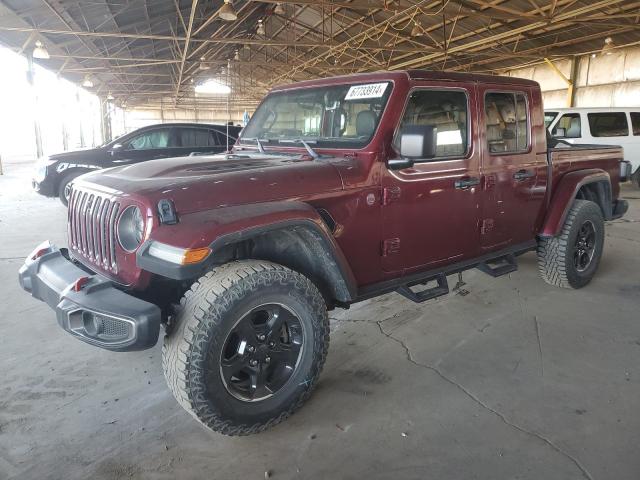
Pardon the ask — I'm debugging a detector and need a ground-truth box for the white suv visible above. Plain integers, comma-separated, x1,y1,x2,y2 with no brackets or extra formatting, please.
546,108,640,188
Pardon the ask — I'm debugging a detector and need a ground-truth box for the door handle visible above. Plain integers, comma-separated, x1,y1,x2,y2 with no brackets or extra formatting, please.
513,169,535,181
454,177,480,190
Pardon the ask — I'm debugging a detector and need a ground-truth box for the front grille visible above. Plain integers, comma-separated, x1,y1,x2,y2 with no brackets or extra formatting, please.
68,188,120,272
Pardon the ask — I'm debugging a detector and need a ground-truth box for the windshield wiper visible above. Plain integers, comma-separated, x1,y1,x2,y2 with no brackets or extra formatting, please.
279,139,320,159
239,137,274,154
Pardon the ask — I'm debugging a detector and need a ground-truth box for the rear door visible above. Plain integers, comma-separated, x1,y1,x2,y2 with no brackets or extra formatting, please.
175,126,227,156
478,86,548,250
380,83,482,274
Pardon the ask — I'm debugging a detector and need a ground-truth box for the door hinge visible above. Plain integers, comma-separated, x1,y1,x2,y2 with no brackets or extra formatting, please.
382,238,401,256
480,219,495,235
382,186,401,205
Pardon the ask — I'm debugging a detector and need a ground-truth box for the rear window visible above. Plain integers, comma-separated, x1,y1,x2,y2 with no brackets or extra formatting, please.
485,92,529,154
588,112,629,137
178,128,220,147
630,112,640,136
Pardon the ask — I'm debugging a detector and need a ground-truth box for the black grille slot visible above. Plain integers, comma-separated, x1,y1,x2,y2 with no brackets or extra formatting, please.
99,317,130,338
68,187,120,273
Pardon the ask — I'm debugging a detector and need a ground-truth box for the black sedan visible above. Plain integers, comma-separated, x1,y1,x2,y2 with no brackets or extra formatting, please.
33,122,242,206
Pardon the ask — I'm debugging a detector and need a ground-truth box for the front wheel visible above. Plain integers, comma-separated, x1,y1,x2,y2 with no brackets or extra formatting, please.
57,173,77,207
162,260,330,436
537,199,604,289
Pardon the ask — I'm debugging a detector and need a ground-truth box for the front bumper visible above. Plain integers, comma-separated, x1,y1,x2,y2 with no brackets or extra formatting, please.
32,178,56,197
18,242,161,351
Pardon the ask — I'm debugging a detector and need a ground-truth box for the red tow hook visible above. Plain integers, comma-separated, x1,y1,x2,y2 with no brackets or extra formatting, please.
31,247,49,261
72,276,90,292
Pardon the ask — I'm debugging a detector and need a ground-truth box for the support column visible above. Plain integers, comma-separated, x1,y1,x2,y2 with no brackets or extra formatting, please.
544,56,576,108
100,97,112,144
27,55,44,158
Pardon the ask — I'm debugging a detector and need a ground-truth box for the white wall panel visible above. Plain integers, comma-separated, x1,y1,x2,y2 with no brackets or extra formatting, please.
504,46,640,108
588,51,626,85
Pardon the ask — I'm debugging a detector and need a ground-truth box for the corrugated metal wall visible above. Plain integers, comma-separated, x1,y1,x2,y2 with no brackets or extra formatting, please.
112,104,245,138
505,46,640,108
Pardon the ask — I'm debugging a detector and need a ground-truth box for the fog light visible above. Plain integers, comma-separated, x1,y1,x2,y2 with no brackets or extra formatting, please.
82,311,103,336
81,312,131,340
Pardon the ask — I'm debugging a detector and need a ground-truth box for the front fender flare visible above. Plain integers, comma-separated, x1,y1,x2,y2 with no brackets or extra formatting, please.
138,201,358,303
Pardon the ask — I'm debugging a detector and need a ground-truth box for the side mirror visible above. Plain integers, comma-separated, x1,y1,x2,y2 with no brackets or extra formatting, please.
109,143,123,155
554,127,566,138
399,125,437,160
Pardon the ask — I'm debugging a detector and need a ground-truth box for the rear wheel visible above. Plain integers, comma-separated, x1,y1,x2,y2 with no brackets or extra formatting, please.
632,167,640,189
162,260,329,435
537,199,604,289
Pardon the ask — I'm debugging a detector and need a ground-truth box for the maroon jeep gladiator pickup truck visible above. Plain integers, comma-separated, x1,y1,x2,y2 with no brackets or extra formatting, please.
19,70,629,436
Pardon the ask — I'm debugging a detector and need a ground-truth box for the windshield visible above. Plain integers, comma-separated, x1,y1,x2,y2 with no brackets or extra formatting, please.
240,81,392,149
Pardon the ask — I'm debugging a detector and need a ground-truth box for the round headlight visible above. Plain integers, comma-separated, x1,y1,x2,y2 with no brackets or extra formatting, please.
117,206,145,252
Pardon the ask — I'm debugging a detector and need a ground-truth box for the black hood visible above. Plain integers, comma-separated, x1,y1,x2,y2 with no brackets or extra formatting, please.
48,147,108,165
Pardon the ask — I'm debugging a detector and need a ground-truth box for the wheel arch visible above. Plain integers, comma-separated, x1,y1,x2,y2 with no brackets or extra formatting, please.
539,169,611,238
208,219,357,306
141,201,358,306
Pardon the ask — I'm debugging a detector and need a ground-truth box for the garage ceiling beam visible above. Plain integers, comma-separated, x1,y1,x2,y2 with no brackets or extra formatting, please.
0,25,444,53
174,0,199,101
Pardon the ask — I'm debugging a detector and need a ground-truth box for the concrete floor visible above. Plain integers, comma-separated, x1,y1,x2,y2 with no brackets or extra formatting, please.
1,162,639,480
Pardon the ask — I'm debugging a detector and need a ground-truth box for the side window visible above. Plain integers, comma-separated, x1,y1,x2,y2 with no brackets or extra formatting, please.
394,89,469,159
214,130,234,146
588,112,629,137
544,111,558,128
485,92,529,154
178,128,220,147
126,128,172,150
630,112,640,136
552,113,581,138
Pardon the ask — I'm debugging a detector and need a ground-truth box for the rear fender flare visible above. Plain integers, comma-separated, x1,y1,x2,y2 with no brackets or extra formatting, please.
539,169,611,238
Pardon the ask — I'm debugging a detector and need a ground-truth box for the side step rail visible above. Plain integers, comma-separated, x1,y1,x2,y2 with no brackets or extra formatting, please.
477,253,517,278
397,273,449,303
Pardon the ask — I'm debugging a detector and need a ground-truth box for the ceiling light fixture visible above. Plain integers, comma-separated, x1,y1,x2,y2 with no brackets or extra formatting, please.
234,49,240,61
411,22,423,37
82,75,94,88
274,3,285,15
601,37,615,56
199,56,210,70
218,0,237,21
106,92,115,101
256,19,265,36
32,40,50,59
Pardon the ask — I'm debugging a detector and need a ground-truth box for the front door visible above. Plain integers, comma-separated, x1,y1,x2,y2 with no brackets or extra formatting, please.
478,86,548,250
381,84,482,274
110,127,177,165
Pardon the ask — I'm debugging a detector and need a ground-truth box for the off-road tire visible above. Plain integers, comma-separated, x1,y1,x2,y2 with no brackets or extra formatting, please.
537,199,604,289
57,173,76,207
632,167,640,189
162,260,330,436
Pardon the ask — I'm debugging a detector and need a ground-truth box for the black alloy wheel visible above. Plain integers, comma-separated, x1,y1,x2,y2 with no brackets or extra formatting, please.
574,220,596,272
220,303,304,402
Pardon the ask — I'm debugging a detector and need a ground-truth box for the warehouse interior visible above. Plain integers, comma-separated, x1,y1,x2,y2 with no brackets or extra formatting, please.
0,1,639,479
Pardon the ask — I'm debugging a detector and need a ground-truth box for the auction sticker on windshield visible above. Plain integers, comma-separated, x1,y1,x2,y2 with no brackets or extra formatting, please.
345,82,389,100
